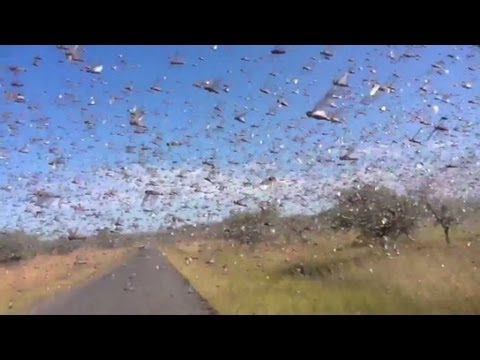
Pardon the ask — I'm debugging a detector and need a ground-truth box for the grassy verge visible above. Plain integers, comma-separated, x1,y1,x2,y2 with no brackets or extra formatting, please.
0,247,133,314
164,226,480,314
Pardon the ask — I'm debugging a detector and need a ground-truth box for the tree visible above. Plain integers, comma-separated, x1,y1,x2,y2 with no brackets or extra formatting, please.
332,183,420,250
424,201,455,245
409,181,456,245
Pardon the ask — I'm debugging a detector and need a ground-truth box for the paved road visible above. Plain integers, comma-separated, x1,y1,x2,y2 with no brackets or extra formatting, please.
33,247,215,315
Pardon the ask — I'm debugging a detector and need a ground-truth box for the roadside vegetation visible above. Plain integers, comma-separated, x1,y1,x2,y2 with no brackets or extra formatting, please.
3,182,480,314
164,183,480,314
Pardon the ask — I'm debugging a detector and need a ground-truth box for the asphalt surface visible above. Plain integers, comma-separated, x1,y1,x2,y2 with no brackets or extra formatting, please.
33,247,215,315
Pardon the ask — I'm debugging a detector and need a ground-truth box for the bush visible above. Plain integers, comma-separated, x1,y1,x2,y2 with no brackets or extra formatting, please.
46,237,83,255
223,204,280,246
91,228,119,249
281,215,317,243
0,231,43,263
331,184,421,246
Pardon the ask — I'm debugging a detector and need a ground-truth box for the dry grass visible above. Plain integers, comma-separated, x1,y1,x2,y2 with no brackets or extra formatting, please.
0,247,133,314
164,225,480,314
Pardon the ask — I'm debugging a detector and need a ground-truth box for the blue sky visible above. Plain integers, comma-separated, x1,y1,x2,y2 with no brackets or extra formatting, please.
0,45,479,237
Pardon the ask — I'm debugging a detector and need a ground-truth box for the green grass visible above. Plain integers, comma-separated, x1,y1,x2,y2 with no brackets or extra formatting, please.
165,225,480,315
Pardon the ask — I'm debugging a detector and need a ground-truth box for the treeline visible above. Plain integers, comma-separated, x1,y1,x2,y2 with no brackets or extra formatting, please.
2,182,478,263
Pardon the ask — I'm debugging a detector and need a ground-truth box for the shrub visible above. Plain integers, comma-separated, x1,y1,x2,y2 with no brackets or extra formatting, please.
90,228,119,249
223,204,280,246
0,231,42,263
46,237,83,255
281,215,317,243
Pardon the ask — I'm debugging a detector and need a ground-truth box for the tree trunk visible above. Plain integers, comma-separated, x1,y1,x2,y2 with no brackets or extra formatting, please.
443,226,451,245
